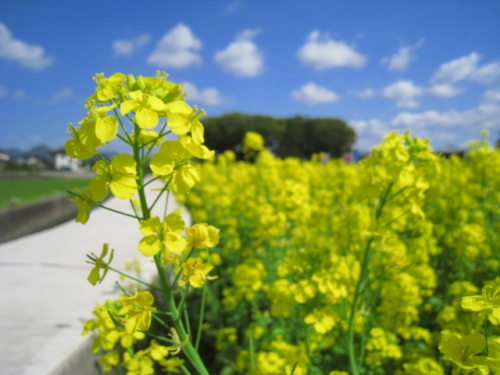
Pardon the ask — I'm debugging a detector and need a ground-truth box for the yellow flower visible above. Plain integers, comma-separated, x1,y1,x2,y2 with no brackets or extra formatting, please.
159,357,184,373
123,350,155,375
304,308,336,334
166,101,205,144
185,223,220,251
148,340,170,361
68,186,98,224
165,328,189,355
138,213,186,257
243,131,264,152
86,243,114,286
98,351,119,372
149,140,201,194
86,102,119,143
131,130,164,147
179,257,214,288
439,333,489,374
120,90,167,129
290,279,317,304
65,121,100,160
179,134,214,159
93,72,126,102
91,154,138,200
462,288,500,324
120,290,157,332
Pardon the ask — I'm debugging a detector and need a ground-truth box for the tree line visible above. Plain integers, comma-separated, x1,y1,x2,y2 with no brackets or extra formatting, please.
201,112,356,160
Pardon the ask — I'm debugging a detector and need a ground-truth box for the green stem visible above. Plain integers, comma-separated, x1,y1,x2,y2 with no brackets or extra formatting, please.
131,122,209,375
142,330,174,344
114,108,133,145
152,313,171,330
149,177,172,212
180,365,193,375
195,284,207,351
95,203,140,220
249,328,256,375
163,189,171,220
184,308,193,341
117,133,132,146
106,266,161,291
347,238,373,375
347,182,393,375
178,284,190,315
141,175,162,189
129,199,141,222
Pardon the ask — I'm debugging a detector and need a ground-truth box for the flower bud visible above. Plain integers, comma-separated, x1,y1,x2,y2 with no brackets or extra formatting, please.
137,75,146,91
127,74,136,90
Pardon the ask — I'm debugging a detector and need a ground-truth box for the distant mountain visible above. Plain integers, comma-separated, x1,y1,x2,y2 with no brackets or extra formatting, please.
24,144,54,168
5,148,23,159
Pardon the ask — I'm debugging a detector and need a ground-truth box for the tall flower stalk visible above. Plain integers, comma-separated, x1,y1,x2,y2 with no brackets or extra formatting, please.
70,72,218,375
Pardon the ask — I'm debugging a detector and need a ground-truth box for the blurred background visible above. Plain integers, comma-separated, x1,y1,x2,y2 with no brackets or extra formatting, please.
0,0,499,165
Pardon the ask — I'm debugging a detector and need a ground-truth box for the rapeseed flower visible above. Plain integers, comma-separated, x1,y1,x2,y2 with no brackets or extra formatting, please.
179,257,214,288
185,223,220,251
87,243,114,286
93,72,126,102
138,213,186,257
91,154,138,200
166,101,205,144
120,90,167,129
120,290,157,332
439,333,489,374
65,121,100,159
150,140,204,194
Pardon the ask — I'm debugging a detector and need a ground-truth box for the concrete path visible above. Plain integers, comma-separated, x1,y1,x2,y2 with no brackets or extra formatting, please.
0,180,190,375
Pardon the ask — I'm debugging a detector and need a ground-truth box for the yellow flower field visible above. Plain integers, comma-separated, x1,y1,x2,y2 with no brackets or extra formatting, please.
70,72,500,374
174,132,500,375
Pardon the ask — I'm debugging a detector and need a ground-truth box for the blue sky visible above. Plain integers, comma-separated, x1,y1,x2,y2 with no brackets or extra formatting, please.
1,0,499,152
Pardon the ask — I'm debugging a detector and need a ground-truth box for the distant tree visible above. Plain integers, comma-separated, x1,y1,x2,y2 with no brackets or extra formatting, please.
202,112,285,159
202,113,356,159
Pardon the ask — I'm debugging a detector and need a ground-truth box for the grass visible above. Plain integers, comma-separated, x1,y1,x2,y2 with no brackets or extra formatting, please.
0,177,92,209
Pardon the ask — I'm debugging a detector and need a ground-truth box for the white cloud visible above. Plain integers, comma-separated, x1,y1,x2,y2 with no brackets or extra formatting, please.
430,52,481,84
382,80,423,108
226,1,243,13
482,89,500,104
297,30,367,70
381,46,412,71
355,88,376,98
45,87,73,105
0,86,27,99
292,82,340,105
0,22,54,70
391,91,500,130
13,89,26,99
427,84,463,98
380,39,423,71
214,29,264,77
147,24,202,68
112,34,151,57
350,119,391,150
351,89,500,151
182,82,224,106
469,62,500,85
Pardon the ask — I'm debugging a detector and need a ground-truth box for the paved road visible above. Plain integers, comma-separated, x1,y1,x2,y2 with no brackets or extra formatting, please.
0,180,190,375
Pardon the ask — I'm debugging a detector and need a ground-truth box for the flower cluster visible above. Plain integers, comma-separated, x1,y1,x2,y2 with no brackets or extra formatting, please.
70,72,220,374
177,131,500,374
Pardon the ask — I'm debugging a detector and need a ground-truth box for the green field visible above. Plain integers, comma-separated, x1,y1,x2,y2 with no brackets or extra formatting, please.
0,178,92,209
